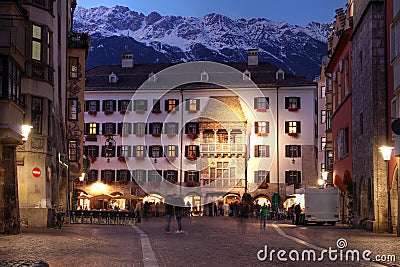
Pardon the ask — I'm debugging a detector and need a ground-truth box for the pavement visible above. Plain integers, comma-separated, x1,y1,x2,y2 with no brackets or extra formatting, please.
1,216,399,267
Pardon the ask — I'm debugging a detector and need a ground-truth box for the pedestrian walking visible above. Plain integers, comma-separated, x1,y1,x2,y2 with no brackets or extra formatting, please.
260,204,268,229
295,203,302,225
134,201,142,223
213,203,218,217
165,201,174,233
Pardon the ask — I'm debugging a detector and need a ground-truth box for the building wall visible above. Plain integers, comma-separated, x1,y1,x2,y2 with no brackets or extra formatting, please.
352,0,388,232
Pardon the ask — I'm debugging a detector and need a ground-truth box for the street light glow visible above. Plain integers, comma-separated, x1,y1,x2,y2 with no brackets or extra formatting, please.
379,146,393,161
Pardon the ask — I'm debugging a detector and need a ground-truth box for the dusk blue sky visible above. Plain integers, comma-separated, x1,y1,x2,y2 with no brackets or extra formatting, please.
78,0,346,26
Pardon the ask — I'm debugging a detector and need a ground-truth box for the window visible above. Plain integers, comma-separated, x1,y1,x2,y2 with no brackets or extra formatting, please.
164,170,178,184
254,170,270,183
243,70,251,80
148,72,157,82
185,171,199,182
132,170,146,182
133,145,146,158
68,140,77,162
149,122,163,136
134,99,148,112
85,100,100,112
217,130,228,143
254,121,269,135
102,123,116,135
165,145,178,157
118,123,132,135
101,170,115,182
186,99,200,112
31,96,43,134
254,145,270,157
102,100,116,112
152,99,161,113
148,170,162,182
320,86,326,98
285,97,301,110
200,71,209,82
285,121,301,134
117,145,131,157
321,110,326,124
84,145,99,157
326,110,332,131
254,97,269,110
32,24,42,61
391,19,400,62
102,145,115,158
321,137,326,151
165,99,179,112
149,145,163,158
133,122,147,136
68,99,78,120
1,58,21,104
326,150,333,170
118,100,131,112
285,171,301,184
185,145,199,158
164,122,179,135
87,170,98,183
84,123,99,135
337,126,349,159
117,170,131,182
185,122,199,135
285,145,301,158
47,31,51,65
69,57,78,79
47,100,52,137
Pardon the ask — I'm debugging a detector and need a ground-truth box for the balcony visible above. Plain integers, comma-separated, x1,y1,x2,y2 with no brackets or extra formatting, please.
25,60,54,84
0,96,25,144
22,0,54,13
68,32,90,50
200,143,246,153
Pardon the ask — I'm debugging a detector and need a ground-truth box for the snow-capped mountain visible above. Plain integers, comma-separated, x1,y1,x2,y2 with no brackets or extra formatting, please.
73,5,331,80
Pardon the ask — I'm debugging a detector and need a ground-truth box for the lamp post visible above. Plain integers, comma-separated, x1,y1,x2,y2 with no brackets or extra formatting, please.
379,146,393,234
105,135,116,163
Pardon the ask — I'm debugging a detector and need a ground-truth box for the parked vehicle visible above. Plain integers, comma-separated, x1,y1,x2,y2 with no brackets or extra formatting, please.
292,187,340,226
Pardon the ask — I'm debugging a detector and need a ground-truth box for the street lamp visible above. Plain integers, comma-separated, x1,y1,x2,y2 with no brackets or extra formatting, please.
21,125,33,142
105,135,116,163
317,179,325,188
379,146,393,234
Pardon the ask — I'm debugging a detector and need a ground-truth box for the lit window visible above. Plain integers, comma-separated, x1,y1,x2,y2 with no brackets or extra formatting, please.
32,25,42,61
68,98,78,120
68,140,77,162
69,57,79,79
89,123,98,134
254,171,270,183
254,97,269,109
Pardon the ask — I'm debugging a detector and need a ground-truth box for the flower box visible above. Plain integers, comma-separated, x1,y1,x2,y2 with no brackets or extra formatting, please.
257,132,268,137
88,110,97,116
186,155,197,161
118,156,126,162
256,108,267,112
259,182,269,189
288,107,298,112
288,132,298,137
104,110,114,115
89,156,97,163
187,132,198,140
186,181,198,187
119,110,127,115
152,133,161,137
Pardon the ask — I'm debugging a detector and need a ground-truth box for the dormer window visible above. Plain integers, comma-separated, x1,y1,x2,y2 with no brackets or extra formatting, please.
148,72,157,82
109,72,118,83
201,71,209,82
276,69,285,80
243,70,251,80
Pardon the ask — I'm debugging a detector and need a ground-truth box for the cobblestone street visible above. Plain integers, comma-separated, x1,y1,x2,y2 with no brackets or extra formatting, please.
1,217,399,267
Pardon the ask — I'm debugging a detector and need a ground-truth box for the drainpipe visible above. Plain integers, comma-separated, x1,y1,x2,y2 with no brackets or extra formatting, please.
276,86,280,207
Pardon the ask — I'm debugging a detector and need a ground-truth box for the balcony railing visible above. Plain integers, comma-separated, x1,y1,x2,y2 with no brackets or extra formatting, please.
68,32,90,49
22,0,53,12
200,143,246,153
25,60,54,84
0,94,26,110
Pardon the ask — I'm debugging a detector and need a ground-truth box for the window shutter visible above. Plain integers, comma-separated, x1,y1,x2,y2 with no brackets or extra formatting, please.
102,123,105,135
144,123,148,134
163,170,167,180
127,123,132,134
254,145,259,157
160,123,163,133
184,171,188,182
143,146,147,156
185,123,189,134
297,97,301,109
297,145,301,157
148,146,153,158
94,146,99,157
117,170,121,180
118,100,122,111
254,98,258,109
185,146,189,157
118,123,122,134
127,101,133,111
297,121,301,133
117,146,122,157
85,101,89,111
195,171,199,182
266,122,270,133
101,146,106,157
101,170,105,181
195,123,199,134
163,123,168,134
127,146,132,157
164,100,169,111
297,171,301,183
164,146,168,157
285,171,289,183
132,123,137,134
285,122,289,133
266,146,270,157
112,123,116,134
185,99,189,110
265,97,269,109
285,145,290,157
112,100,116,111
196,146,200,157
254,122,259,134
159,146,164,157
254,171,258,182
175,99,179,111
266,172,270,183
132,170,137,180
132,146,137,157
102,100,106,111
84,123,90,134
175,145,178,157
149,123,154,134
84,146,88,156
96,123,100,134
285,97,289,109
196,99,200,110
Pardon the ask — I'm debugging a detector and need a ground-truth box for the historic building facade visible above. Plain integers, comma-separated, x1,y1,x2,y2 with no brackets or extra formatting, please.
76,50,318,212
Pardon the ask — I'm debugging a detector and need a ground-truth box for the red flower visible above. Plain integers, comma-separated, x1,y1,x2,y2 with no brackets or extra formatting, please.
104,110,114,115
187,132,198,140
288,107,298,111
186,181,198,187
186,155,197,161
119,110,127,115
89,156,97,163
88,110,97,116
288,132,298,137
118,156,126,162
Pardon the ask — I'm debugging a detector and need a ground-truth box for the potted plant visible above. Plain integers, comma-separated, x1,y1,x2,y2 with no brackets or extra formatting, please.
288,132,298,137
119,110,127,115
187,132,198,140
104,110,114,115
118,156,126,162
256,108,267,112
88,110,97,116
89,156,97,163
186,155,197,161
288,107,298,112
259,182,269,189
186,180,198,187
257,132,268,137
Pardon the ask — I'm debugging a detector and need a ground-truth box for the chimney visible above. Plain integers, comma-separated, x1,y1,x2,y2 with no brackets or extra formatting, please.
248,48,259,66
122,52,134,68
